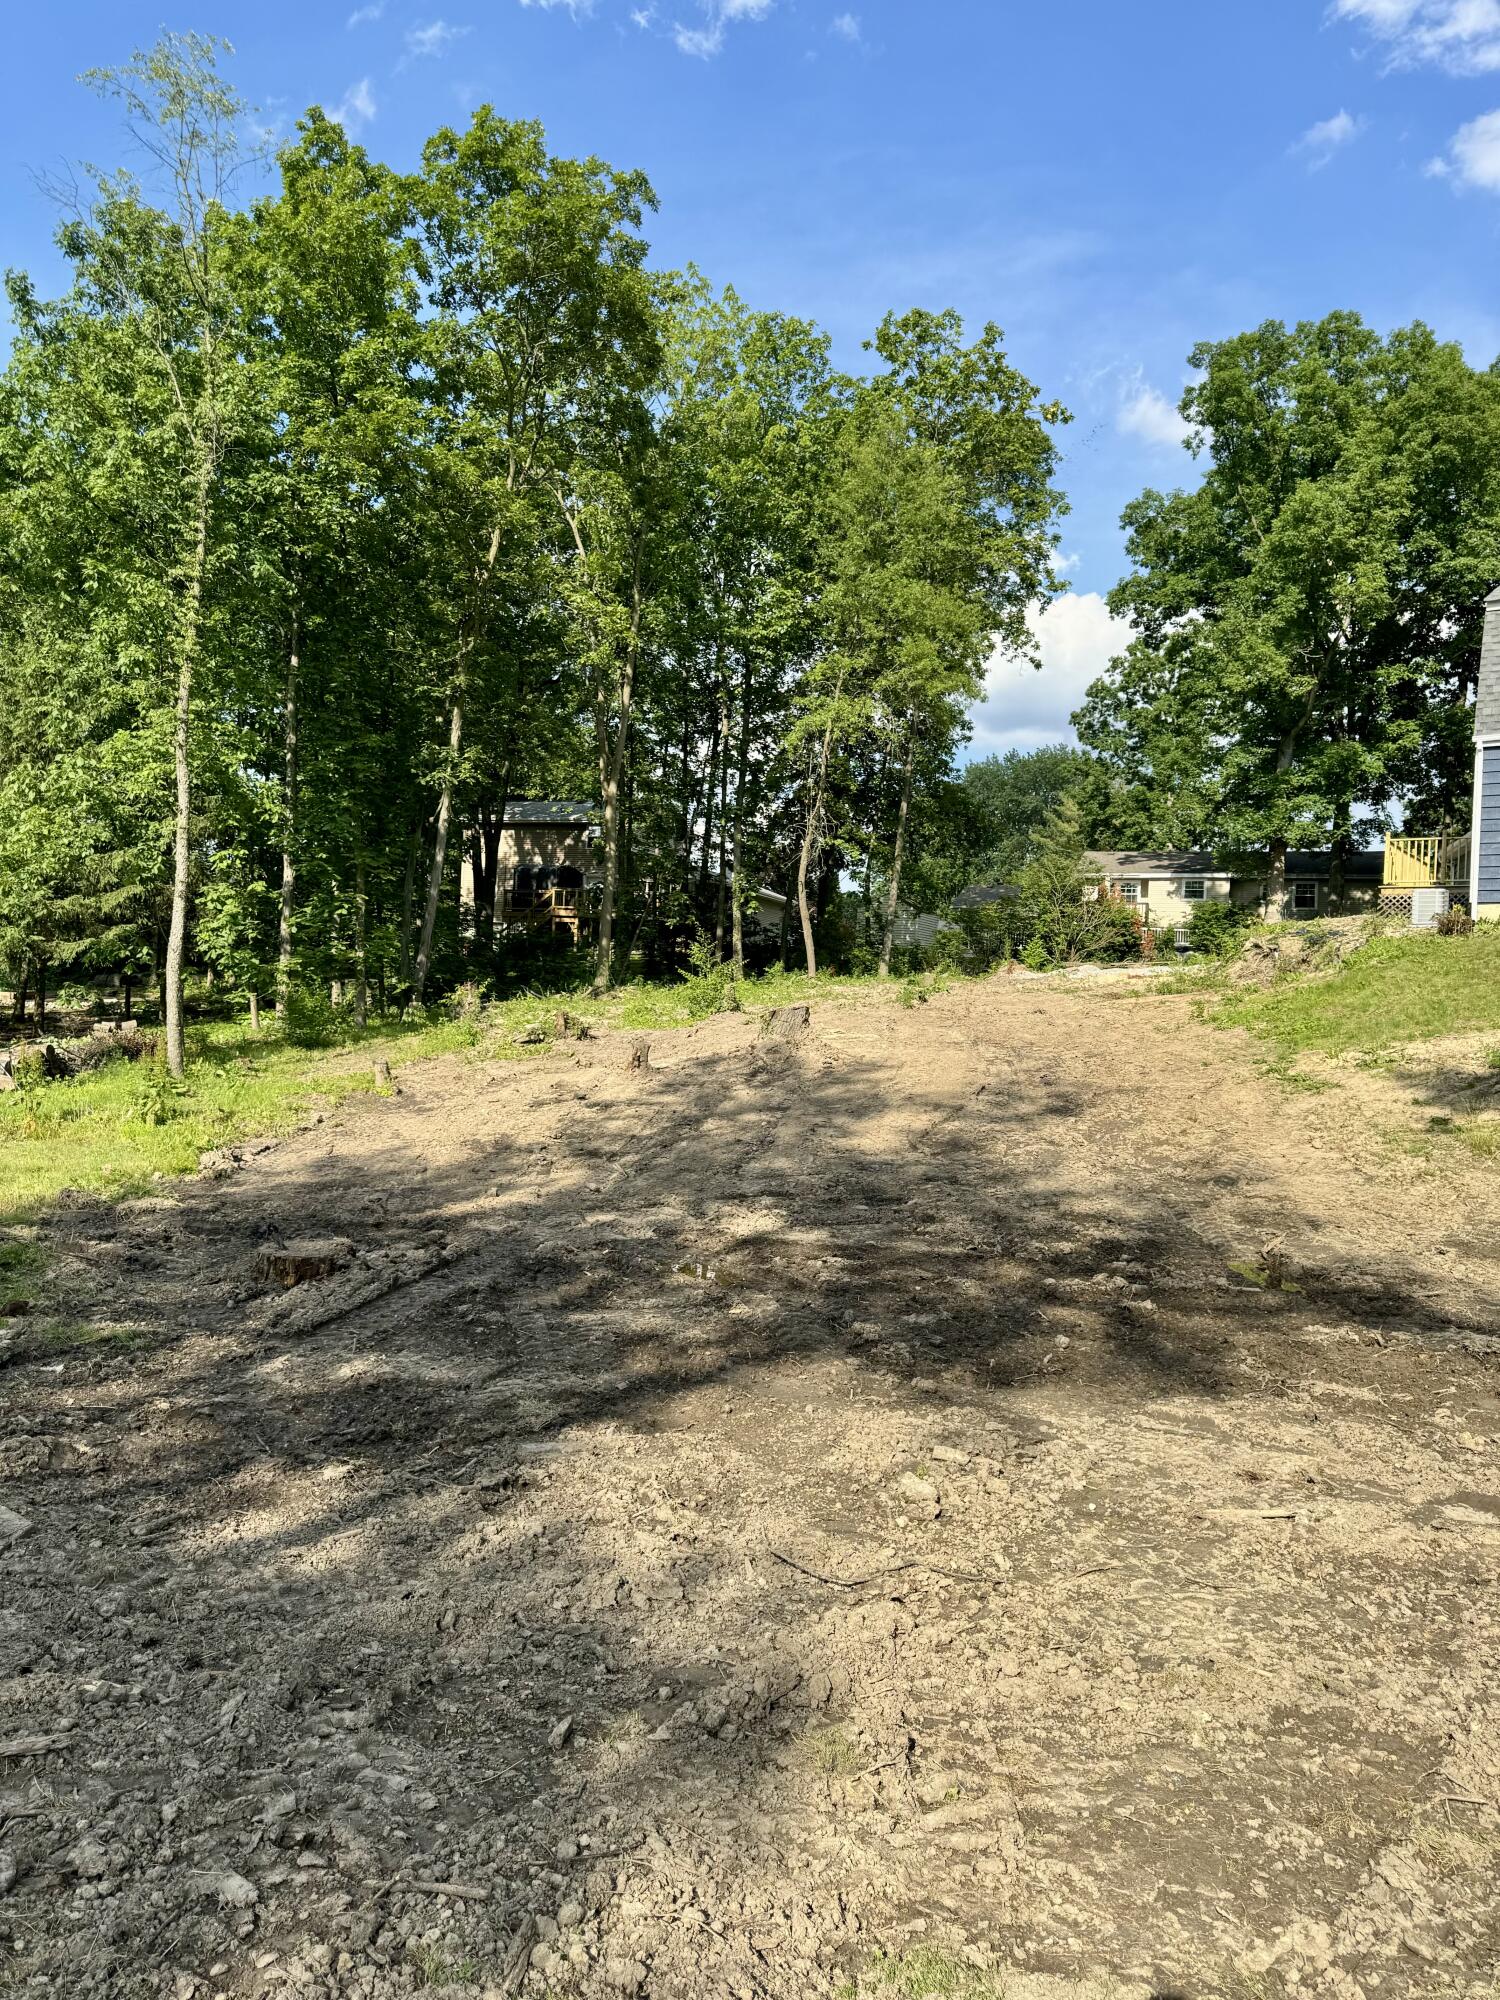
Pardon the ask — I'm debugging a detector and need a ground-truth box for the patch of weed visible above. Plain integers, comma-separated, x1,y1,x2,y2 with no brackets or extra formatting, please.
405,1942,482,1987
808,1726,864,1777
28,1320,150,1357
863,1946,1007,1997
1257,1054,1331,1094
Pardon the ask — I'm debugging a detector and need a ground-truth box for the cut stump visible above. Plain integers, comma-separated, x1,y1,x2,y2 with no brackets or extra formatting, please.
256,1238,355,1289
759,1004,810,1042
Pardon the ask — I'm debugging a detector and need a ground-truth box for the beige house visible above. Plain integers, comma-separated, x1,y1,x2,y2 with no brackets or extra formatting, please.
457,800,600,941
1085,849,1383,927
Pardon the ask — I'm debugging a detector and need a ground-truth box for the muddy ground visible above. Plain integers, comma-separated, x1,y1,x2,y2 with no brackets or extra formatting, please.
0,977,1497,2000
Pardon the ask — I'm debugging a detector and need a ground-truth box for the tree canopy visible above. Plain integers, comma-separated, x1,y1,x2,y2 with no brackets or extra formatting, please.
1077,312,1500,893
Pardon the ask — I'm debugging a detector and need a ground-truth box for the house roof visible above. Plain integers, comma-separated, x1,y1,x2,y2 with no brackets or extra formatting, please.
1087,847,1383,882
503,800,597,827
1087,850,1225,876
953,882,1020,909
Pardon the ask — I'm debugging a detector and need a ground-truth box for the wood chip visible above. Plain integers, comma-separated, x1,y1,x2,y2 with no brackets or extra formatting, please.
0,1736,72,1759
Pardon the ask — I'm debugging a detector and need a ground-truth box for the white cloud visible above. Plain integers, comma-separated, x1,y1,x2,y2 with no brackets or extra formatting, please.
970,593,1131,759
1117,379,1191,451
346,3,384,24
1332,0,1500,74
830,10,861,40
673,0,773,57
332,76,377,130
1292,107,1364,166
406,18,472,57
1431,103,1500,185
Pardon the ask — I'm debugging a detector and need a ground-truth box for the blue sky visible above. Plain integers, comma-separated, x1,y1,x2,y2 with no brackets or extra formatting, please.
5,0,1500,755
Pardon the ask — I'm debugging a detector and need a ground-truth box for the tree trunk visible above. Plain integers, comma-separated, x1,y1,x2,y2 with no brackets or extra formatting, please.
878,741,915,978
13,971,27,1024
1267,837,1288,920
1329,821,1350,915
713,684,731,957
696,692,723,914
248,989,260,1032
353,857,368,1027
399,822,419,983
730,659,753,979
796,686,842,978
413,694,463,1004
275,623,299,1019
413,525,502,1003
35,962,46,1035
163,455,212,1079
592,572,642,997
122,973,132,1020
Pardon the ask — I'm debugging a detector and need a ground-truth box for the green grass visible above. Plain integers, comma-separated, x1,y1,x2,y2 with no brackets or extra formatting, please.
861,1947,1008,1997
0,969,924,1223
1213,928,1500,1055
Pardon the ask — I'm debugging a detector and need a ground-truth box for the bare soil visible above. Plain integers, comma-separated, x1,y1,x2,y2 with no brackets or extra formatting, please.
1,977,1497,2000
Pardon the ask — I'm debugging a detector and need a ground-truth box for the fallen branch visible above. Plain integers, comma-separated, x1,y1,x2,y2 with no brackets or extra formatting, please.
0,1736,72,1759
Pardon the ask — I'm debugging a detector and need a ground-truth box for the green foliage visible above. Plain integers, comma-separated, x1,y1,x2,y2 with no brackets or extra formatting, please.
1187,898,1256,957
959,742,1110,884
1080,312,1500,852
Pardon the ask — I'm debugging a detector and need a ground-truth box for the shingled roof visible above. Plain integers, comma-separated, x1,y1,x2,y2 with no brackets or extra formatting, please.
502,801,597,827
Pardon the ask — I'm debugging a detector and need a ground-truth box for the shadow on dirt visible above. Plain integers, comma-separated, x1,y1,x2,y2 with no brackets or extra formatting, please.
4,1023,1496,1998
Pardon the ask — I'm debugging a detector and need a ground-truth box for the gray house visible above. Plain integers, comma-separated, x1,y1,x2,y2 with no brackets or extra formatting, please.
1474,585,1500,919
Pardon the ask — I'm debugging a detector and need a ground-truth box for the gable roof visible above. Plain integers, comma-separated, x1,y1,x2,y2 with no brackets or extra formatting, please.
503,800,597,827
1086,850,1224,876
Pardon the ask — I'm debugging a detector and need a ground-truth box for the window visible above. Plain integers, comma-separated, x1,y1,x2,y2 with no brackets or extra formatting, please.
1293,881,1318,912
1117,880,1141,903
1183,879,1206,901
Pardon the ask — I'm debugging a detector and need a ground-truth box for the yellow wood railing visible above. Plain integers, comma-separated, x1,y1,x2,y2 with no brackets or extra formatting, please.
1383,832,1471,890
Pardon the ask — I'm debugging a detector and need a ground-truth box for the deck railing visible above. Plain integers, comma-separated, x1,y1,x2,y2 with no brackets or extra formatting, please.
1383,831,1471,890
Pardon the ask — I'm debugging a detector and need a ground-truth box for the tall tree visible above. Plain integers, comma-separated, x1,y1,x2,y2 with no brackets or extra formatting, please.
410,110,661,1001
1079,313,1500,898
75,34,253,1072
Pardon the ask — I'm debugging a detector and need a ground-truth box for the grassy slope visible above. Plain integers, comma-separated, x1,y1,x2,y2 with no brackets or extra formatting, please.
1212,928,1500,1055
0,968,907,1223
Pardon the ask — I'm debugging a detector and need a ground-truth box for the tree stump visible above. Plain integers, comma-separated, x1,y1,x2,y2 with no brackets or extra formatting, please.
758,1004,810,1043
256,1238,355,1289
628,1037,651,1071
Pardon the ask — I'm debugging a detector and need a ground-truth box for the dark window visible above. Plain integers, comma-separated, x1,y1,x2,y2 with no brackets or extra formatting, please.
1183,879,1206,901
1293,881,1318,911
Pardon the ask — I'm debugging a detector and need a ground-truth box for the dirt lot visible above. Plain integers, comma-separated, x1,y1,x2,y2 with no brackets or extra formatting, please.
1,977,1497,2000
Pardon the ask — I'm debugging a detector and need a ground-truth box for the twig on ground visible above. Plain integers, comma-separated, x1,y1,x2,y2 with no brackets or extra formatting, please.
766,1545,1006,1590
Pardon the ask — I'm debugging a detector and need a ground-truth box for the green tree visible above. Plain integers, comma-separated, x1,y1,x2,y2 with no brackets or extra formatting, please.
1079,313,1500,904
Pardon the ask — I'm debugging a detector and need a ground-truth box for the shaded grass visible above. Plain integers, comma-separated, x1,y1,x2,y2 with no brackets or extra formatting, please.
1213,929,1500,1055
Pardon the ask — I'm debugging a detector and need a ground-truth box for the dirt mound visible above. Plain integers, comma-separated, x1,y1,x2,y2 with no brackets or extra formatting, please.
1226,914,1378,986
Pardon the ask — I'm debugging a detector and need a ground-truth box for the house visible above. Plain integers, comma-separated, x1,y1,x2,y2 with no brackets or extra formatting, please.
1086,849,1384,927
463,800,599,940
1472,584,1500,919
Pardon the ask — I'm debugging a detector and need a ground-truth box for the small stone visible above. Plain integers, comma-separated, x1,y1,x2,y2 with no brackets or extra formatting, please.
211,1869,259,1909
897,1471,941,1516
67,1835,109,1880
547,1714,574,1750
0,1505,31,1548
